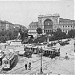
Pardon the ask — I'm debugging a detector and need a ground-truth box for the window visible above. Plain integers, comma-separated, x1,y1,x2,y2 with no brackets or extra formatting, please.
44,30,45,33
48,30,49,32
45,51,46,53
50,30,51,32
54,30,56,32
47,51,48,53
4,60,8,64
52,51,53,54
39,20,41,23
49,51,51,54
49,51,50,54
46,30,47,32
2,29,4,31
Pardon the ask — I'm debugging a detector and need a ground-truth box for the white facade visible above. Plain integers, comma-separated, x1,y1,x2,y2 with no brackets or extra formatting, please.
28,14,75,37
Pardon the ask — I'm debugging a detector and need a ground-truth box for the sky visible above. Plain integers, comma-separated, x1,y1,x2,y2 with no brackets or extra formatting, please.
0,0,74,28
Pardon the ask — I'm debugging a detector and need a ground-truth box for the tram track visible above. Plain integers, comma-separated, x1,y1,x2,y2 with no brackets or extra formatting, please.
8,57,41,73
7,56,49,74
10,54,48,73
1,55,74,74
0,57,57,74
24,58,52,74
1,56,59,74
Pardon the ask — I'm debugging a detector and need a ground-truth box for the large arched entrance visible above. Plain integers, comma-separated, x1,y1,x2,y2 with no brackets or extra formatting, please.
44,19,53,34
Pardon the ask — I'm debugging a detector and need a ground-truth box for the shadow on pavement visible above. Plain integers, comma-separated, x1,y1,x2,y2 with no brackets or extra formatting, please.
10,55,18,70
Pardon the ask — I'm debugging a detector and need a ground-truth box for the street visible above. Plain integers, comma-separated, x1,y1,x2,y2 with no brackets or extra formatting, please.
0,39,74,75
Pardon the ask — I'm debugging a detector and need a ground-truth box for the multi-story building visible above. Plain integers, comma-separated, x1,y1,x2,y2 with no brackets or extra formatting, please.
28,22,38,37
0,20,27,32
0,20,6,31
59,18,75,33
28,14,75,37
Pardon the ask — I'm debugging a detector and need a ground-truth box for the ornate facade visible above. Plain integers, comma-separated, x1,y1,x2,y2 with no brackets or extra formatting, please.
28,14,75,37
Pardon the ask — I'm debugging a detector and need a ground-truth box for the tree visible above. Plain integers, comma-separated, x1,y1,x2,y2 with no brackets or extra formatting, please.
68,29,75,38
33,35,46,43
53,28,66,40
36,27,42,34
19,28,28,43
57,28,62,32
30,35,34,39
28,38,33,44
61,32,66,39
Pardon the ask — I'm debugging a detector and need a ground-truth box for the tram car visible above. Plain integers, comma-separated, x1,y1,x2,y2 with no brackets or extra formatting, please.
31,46,39,54
47,42,57,47
2,53,16,69
42,47,56,58
24,44,32,51
42,47,60,58
52,47,60,56
24,45,39,54
24,47,32,58
59,41,69,46
24,50,32,58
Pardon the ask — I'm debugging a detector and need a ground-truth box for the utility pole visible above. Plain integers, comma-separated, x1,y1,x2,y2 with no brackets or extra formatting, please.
40,47,43,74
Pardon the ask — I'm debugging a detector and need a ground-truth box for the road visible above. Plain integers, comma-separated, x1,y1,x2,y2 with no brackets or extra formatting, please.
0,39,74,75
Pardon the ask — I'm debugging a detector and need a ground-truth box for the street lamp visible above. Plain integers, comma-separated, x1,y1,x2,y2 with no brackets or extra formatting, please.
40,47,43,74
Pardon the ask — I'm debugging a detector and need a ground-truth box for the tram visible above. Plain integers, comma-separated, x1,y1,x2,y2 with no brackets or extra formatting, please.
24,47,32,58
24,51,32,58
31,46,39,54
24,45,42,54
42,47,60,58
59,41,69,46
52,47,60,56
2,53,16,69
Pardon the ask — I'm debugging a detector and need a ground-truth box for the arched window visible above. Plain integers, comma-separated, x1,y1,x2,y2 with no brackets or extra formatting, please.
44,19,53,33
44,19,53,26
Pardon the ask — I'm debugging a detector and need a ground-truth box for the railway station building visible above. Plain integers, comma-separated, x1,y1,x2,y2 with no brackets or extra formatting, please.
28,14,75,37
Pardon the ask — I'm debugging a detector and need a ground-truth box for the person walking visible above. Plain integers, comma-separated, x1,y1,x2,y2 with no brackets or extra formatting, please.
28,62,31,70
25,64,27,70
65,53,69,60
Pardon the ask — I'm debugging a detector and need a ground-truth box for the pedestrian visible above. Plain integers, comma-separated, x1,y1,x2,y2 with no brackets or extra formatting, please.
28,62,31,70
65,53,69,60
25,64,27,70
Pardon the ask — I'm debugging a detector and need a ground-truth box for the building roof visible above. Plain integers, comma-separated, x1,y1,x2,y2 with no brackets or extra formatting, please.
38,13,60,18
0,20,13,25
0,19,27,28
29,22,38,26
59,18,75,23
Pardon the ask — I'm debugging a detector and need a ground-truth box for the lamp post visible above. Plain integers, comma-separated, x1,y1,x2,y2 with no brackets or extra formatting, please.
40,47,43,74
